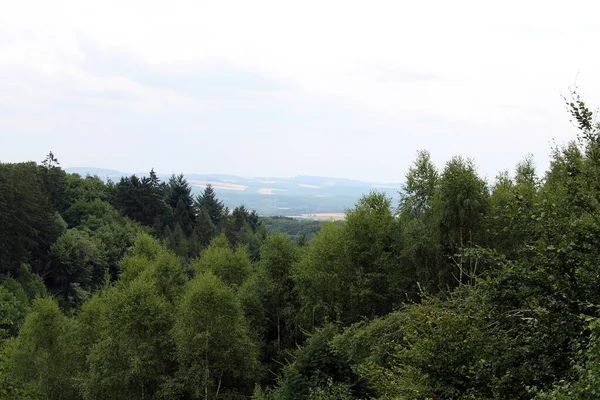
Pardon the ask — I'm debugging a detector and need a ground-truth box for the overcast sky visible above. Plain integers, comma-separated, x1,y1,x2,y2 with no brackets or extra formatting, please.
1,0,600,182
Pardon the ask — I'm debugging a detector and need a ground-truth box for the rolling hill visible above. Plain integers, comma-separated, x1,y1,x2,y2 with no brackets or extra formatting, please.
65,168,402,217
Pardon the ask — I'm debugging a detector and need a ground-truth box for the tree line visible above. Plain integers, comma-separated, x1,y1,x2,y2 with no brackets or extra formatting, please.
2,91,600,398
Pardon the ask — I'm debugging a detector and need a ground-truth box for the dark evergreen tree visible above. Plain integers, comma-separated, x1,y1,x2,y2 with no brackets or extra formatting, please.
233,205,248,229
0,162,55,276
188,208,216,257
194,184,225,227
39,152,68,213
111,169,169,230
112,175,145,223
167,174,195,236
247,210,261,233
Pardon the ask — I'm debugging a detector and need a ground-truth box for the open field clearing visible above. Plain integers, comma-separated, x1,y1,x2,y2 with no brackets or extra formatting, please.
189,180,248,191
257,188,285,195
289,213,346,221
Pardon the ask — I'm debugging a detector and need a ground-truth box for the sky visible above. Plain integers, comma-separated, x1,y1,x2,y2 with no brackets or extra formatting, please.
1,0,600,183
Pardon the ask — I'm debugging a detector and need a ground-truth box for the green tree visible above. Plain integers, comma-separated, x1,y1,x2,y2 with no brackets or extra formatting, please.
188,208,216,258
0,162,55,275
195,184,226,227
167,174,195,236
536,316,600,399
166,222,189,257
271,324,360,400
50,228,108,309
344,191,398,319
400,149,438,217
435,156,488,287
111,170,169,230
255,233,300,365
293,222,351,329
0,284,26,341
486,156,539,258
119,232,186,303
0,297,79,400
64,173,110,205
398,150,442,295
39,151,68,213
294,192,398,329
83,278,175,400
171,272,258,399
193,235,252,288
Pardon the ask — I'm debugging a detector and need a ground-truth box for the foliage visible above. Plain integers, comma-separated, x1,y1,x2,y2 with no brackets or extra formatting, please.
195,184,227,227
0,297,79,399
4,91,600,399
82,278,175,400
193,235,253,288
261,217,323,244
171,272,259,399
293,221,351,328
271,324,362,400
50,228,109,309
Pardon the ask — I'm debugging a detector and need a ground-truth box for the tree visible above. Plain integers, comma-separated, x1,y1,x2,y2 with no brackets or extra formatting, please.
0,297,80,400
536,316,600,399
171,272,258,399
112,175,145,223
256,233,300,361
39,152,68,213
111,170,170,230
437,156,488,252
119,232,187,303
49,228,108,309
400,149,438,217
0,162,55,276
0,284,26,341
167,174,195,236
270,324,360,400
194,184,226,227
193,235,252,288
293,222,351,329
564,87,600,190
344,191,398,319
398,150,442,294
435,156,488,287
486,156,539,258
188,208,216,257
82,278,175,400
294,193,399,329
64,173,110,205
166,222,189,257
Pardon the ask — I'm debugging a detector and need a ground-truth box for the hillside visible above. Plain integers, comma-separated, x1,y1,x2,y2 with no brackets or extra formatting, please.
65,168,402,216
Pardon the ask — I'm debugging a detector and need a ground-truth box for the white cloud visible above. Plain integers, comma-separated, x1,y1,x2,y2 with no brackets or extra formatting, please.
1,0,600,181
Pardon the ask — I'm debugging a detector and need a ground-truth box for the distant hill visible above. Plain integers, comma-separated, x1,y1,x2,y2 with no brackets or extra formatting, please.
66,167,402,216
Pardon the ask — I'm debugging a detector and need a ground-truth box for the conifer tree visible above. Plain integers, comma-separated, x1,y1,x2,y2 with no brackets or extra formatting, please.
194,184,225,227
167,174,195,236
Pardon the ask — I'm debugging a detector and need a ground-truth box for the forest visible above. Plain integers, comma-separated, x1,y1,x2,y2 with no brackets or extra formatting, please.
260,217,324,244
2,92,600,399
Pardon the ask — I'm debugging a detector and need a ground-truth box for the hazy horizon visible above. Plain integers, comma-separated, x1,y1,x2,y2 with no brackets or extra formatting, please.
64,166,404,184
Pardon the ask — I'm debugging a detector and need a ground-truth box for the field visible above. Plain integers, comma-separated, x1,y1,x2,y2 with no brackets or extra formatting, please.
288,213,346,221
188,180,248,191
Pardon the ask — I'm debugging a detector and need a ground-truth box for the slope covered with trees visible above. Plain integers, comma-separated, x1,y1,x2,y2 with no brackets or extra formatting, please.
2,92,600,399
261,217,324,244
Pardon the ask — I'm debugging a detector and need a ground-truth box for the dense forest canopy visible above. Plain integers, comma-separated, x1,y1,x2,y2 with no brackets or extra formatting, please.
3,92,600,399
